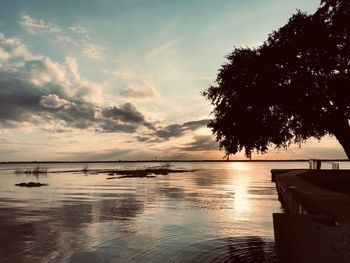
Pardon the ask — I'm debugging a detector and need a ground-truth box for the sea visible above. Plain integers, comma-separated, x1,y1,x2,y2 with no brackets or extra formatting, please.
0,161,348,262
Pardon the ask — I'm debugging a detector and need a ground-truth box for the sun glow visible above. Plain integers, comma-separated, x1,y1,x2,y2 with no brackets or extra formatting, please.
230,162,249,171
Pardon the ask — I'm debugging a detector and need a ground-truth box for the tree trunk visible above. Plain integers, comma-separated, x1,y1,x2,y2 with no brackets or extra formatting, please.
332,121,350,160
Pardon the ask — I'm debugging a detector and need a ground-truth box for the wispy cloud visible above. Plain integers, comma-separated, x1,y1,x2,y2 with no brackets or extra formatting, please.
82,42,104,60
120,86,156,98
0,32,40,61
20,13,61,35
69,24,89,36
145,39,182,60
119,79,158,99
19,14,103,60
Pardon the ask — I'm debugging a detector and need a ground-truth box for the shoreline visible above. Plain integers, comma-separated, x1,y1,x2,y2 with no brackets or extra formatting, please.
0,159,349,164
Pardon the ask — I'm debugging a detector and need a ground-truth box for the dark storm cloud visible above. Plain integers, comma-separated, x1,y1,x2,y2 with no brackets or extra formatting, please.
136,136,151,142
98,119,138,133
101,103,156,132
180,135,219,151
0,70,97,130
0,68,154,133
182,119,210,130
102,103,145,123
0,71,42,124
135,118,210,143
154,124,183,139
151,119,210,140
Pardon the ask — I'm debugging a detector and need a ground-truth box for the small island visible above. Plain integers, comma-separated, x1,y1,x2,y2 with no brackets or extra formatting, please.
15,182,48,187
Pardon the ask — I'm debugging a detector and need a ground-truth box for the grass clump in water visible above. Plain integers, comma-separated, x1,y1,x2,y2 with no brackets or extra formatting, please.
14,165,48,175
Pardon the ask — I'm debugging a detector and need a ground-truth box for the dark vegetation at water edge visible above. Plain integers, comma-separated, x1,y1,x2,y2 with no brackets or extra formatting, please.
12,163,192,181
297,170,350,195
104,168,190,179
14,166,48,187
15,182,48,187
53,167,195,179
14,166,48,175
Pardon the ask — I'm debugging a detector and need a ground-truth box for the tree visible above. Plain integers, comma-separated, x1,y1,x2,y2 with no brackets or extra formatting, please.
203,0,350,159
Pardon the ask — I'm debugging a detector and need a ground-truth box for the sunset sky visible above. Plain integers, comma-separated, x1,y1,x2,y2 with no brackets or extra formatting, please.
0,0,346,161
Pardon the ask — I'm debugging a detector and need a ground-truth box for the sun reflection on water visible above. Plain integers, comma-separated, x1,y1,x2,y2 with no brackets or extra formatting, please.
233,177,251,219
230,162,250,171
228,163,252,220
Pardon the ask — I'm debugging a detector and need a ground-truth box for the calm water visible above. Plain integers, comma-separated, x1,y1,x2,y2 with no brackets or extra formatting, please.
0,161,344,262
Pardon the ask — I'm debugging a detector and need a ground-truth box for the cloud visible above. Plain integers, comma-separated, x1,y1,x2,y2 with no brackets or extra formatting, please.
107,68,135,79
98,120,138,133
102,103,145,123
0,33,155,134
12,44,35,60
27,57,67,86
0,47,11,63
0,33,39,61
137,119,210,142
136,136,151,142
18,13,77,52
153,124,183,139
0,66,152,132
179,135,218,151
69,24,89,35
153,119,209,140
54,35,75,46
19,14,101,60
65,56,80,82
0,32,211,152
182,119,210,130
39,94,72,109
20,13,61,35
0,33,18,45
0,70,43,124
105,69,158,99
119,85,156,98
82,42,104,60
146,39,182,59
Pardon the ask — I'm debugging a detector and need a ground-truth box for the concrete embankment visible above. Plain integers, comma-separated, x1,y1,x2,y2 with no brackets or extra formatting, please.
272,169,350,263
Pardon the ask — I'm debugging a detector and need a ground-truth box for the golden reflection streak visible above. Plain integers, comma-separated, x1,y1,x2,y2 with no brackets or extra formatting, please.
229,163,251,220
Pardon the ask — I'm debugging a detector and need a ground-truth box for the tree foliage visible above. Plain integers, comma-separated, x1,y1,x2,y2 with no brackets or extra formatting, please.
203,0,350,158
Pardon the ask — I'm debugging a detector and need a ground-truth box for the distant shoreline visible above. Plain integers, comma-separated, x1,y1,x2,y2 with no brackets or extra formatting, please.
0,159,348,164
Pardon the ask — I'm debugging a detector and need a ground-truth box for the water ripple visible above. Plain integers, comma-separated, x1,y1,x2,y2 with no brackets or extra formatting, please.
129,236,276,263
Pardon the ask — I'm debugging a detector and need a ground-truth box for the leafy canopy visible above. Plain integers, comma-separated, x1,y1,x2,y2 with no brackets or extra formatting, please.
203,0,350,158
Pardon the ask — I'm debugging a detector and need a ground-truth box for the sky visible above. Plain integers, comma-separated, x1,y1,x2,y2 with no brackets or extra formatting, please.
0,0,346,161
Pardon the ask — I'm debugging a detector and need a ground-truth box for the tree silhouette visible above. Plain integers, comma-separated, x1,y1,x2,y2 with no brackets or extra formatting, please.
203,0,350,159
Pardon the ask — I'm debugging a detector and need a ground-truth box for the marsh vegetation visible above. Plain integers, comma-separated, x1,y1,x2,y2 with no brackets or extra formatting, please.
14,165,48,187
14,166,48,175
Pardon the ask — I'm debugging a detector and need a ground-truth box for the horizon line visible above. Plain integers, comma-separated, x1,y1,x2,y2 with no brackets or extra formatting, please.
0,159,348,164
